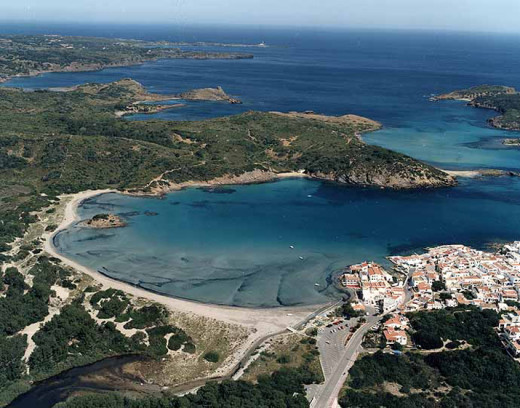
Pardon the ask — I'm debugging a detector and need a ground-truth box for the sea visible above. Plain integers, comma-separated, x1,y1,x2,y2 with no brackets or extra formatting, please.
4,23,520,307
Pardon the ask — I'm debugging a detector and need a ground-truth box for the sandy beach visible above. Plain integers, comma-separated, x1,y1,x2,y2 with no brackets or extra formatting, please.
136,169,311,196
442,168,517,178
442,169,481,178
43,186,324,375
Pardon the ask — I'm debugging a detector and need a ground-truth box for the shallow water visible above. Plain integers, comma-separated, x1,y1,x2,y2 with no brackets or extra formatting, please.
5,26,520,307
54,176,520,307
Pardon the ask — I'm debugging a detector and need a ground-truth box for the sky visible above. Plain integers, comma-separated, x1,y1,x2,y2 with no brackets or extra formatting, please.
3,0,520,33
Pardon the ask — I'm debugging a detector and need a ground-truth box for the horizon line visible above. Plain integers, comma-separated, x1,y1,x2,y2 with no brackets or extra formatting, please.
0,20,520,37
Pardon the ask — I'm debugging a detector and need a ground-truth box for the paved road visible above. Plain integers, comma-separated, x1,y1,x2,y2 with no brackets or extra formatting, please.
311,315,380,408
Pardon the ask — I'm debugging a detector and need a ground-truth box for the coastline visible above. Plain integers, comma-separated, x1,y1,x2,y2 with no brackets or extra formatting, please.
0,54,252,86
135,169,311,196
442,168,520,178
43,184,323,377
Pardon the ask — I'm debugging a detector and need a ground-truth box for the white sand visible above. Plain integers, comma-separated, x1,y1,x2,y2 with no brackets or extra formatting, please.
43,189,323,374
442,169,481,178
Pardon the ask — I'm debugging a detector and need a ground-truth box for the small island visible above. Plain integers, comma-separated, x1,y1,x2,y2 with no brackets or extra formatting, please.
433,85,520,131
503,138,520,146
81,213,127,229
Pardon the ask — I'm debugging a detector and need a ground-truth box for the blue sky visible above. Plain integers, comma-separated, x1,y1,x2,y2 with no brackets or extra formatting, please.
4,0,520,33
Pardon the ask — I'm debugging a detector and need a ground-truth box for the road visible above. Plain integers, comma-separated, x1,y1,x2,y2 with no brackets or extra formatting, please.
167,301,342,396
311,315,380,408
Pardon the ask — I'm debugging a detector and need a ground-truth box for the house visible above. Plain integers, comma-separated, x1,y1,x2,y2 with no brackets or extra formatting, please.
383,314,409,330
383,329,407,346
351,302,366,312
501,288,519,302
341,273,361,288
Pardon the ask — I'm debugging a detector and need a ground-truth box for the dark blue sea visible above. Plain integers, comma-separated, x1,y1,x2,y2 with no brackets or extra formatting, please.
6,24,520,307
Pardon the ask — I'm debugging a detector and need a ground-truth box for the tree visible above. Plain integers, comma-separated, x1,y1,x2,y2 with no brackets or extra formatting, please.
432,281,446,292
412,331,443,350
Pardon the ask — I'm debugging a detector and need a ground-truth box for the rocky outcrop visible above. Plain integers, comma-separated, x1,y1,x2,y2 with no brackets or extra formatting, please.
503,138,520,146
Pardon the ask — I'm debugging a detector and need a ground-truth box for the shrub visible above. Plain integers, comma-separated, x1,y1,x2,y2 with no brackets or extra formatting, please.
203,351,220,363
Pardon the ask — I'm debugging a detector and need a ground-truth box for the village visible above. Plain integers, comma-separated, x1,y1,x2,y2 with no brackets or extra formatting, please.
337,242,520,357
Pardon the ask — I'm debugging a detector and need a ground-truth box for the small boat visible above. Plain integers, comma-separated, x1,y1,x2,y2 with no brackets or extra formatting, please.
289,245,294,249
307,195,312,198
314,283,320,286
299,256,304,260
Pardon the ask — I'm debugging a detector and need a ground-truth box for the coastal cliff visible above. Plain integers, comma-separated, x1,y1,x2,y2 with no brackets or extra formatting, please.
433,85,520,131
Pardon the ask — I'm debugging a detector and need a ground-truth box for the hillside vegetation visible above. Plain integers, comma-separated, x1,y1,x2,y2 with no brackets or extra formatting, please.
339,307,520,407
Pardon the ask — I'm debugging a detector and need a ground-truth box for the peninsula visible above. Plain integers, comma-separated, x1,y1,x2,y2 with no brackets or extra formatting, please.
433,85,520,131
0,34,253,83
0,78,454,199
177,86,242,103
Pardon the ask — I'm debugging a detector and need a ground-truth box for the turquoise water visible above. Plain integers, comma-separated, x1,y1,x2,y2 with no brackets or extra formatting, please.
53,176,520,307
5,26,520,306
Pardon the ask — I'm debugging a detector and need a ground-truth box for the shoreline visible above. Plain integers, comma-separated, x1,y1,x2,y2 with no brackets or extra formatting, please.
441,168,520,178
0,54,252,86
134,170,311,196
43,186,320,322
43,184,325,376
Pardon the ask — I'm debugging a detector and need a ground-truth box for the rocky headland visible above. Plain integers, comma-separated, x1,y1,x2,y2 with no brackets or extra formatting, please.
432,85,516,102
433,85,520,131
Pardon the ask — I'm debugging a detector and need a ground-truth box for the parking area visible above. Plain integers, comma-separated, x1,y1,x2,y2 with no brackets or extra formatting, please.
317,317,360,379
